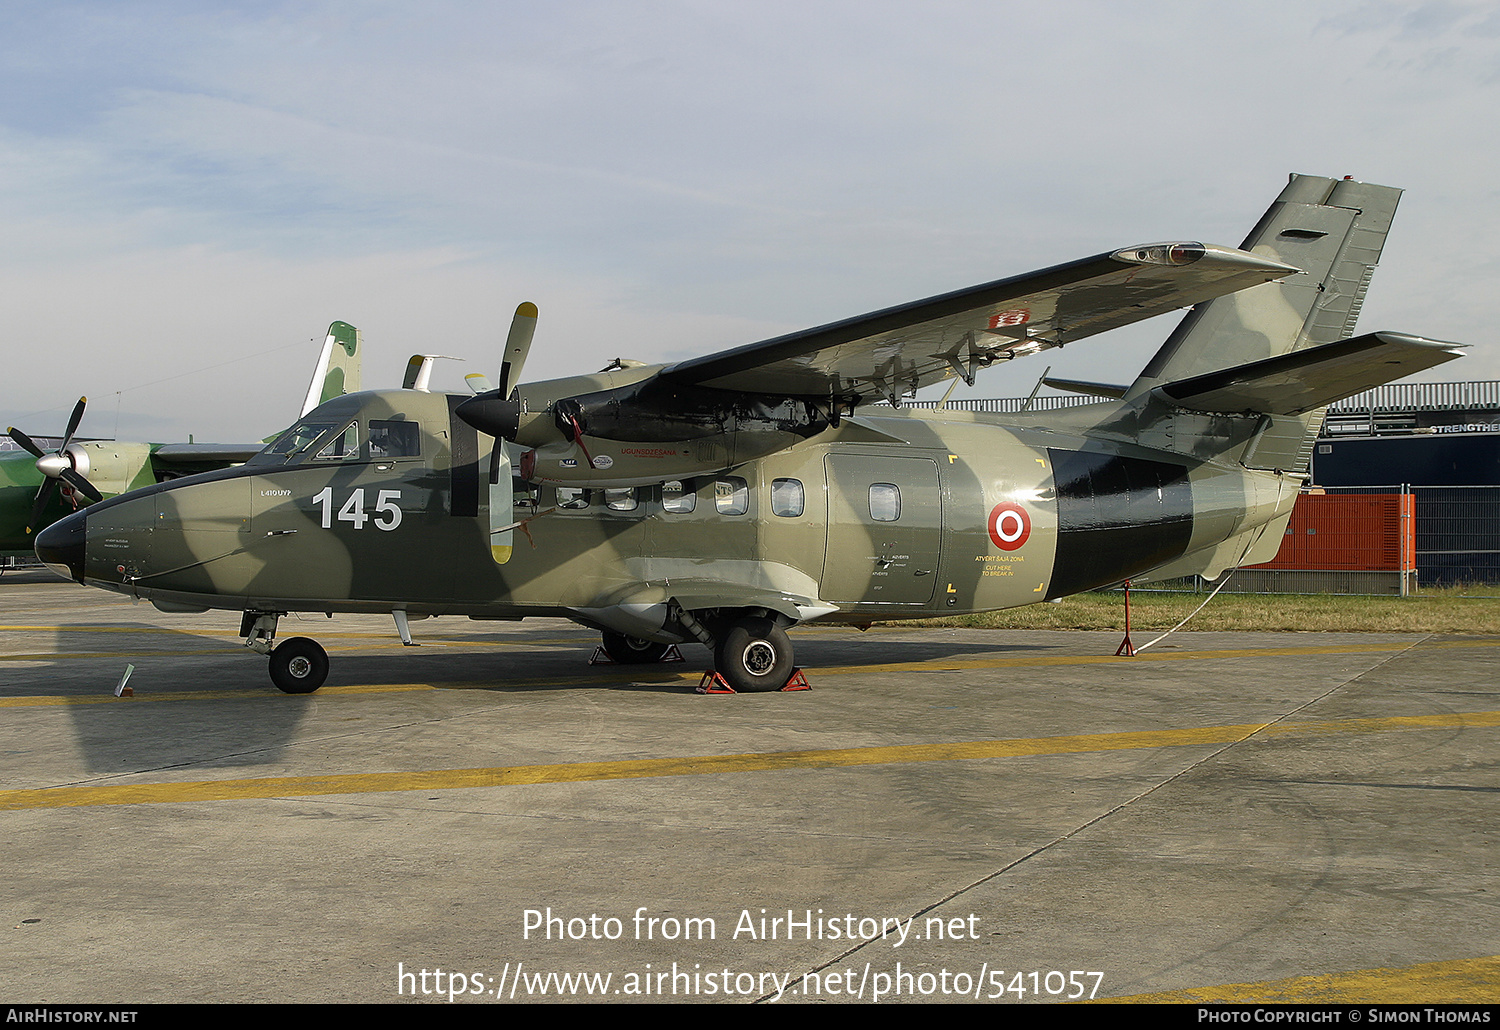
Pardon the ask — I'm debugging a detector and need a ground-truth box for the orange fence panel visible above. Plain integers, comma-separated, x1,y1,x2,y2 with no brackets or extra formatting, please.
1250,493,1414,572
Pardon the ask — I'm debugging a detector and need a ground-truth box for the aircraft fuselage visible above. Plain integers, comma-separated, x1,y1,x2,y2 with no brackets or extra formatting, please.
39,388,1294,640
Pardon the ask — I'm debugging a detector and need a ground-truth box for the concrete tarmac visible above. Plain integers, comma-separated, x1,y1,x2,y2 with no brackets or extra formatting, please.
2,569,1497,1005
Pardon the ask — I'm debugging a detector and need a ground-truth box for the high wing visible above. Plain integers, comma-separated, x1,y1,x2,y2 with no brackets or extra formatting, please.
658,242,1297,404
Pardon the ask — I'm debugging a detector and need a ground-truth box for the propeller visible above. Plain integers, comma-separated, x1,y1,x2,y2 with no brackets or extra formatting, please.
7,397,104,534
481,302,540,565
456,302,541,434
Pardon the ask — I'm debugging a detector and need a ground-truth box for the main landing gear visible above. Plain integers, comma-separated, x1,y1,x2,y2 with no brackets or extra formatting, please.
599,611,805,693
600,632,675,665
241,611,330,694
712,616,795,693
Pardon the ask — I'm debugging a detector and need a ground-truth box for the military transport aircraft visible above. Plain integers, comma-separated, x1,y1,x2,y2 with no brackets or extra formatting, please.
35,175,1463,693
3,322,363,559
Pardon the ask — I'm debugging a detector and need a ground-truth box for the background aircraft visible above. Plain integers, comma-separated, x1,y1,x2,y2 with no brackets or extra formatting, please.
35,176,1464,693
2,322,363,560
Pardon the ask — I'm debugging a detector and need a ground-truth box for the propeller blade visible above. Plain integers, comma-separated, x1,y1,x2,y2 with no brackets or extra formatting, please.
60,468,104,503
6,426,47,459
465,372,493,395
61,397,87,448
27,479,58,535
498,302,537,397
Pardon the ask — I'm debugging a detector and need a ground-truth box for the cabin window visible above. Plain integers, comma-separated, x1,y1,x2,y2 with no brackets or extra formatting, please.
662,480,696,514
715,477,749,516
368,419,421,458
556,486,589,510
771,478,805,517
869,483,901,522
605,487,638,512
313,422,360,462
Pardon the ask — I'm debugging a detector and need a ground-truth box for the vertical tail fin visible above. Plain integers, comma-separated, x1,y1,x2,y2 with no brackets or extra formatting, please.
300,321,363,416
1128,176,1401,473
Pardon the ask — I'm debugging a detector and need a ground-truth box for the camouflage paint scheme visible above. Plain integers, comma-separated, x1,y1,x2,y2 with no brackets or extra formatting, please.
37,176,1464,692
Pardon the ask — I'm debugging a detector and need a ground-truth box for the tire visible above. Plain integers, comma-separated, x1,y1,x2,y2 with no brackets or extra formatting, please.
602,632,672,664
714,617,793,693
269,637,329,694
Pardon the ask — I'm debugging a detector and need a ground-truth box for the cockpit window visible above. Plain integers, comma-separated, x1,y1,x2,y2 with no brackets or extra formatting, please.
368,419,420,459
261,421,337,462
313,422,360,461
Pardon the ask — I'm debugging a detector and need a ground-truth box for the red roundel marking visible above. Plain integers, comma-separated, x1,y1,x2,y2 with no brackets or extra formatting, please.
987,502,1030,551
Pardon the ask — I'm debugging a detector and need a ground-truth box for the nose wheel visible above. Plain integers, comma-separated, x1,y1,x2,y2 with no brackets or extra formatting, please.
242,611,330,694
269,637,330,694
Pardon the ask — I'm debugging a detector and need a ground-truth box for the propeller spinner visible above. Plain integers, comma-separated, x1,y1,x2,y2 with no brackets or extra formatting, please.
7,397,105,533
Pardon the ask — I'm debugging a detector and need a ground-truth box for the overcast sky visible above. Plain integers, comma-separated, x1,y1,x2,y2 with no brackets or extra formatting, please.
3,1,1497,442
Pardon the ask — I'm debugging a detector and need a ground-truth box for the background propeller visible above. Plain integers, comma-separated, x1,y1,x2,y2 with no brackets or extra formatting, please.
7,396,104,534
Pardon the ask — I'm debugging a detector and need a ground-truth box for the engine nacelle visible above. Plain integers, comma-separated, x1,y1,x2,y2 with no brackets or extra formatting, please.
74,442,156,496
460,372,840,487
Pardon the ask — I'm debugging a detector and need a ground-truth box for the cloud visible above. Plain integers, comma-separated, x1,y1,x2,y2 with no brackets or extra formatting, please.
1,1,1497,441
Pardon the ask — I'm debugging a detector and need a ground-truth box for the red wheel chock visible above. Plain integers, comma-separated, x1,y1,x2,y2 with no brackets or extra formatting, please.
695,668,811,694
696,670,735,693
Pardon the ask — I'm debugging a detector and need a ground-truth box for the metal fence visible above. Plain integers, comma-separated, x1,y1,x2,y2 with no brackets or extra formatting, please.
890,379,1500,422
1408,485,1500,589
1319,485,1500,590
1326,380,1500,414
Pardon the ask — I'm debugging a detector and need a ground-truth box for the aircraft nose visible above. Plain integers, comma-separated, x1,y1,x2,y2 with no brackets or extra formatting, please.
35,508,86,584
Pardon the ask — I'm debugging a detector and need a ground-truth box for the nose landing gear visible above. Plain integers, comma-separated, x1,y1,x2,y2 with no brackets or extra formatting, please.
269,637,330,694
241,610,330,694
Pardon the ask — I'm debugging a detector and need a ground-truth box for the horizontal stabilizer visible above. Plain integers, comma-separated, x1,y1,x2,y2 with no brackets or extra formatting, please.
1154,332,1465,415
1042,376,1128,400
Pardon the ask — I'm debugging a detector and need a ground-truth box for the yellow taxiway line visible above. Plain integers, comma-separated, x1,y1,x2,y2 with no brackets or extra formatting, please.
2,710,1496,811
1106,953,1500,1004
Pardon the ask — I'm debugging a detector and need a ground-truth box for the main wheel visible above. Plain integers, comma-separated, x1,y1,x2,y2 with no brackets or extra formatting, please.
269,637,329,694
601,632,672,664
714,617,793,693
